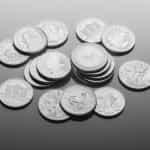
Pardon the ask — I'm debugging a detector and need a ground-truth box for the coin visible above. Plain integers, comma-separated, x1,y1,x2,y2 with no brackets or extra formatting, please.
102,25,135,53
0,78,33,108
38,20,69,47
76,18,105,43
60,85,96,116
38,89,70,121
37,51,71,80
71,44,108,72
119,60,150,90
14,26,47,54
0,39,29,66
95,87,126,117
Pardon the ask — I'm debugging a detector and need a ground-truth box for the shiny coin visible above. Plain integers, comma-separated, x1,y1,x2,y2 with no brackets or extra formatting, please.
0,39,29,66
38,20,69,47
102,25,135,53
38,90,70,121
119,60,150,90
37,51,71,80
71,44,108,72
95,87,126,117
60,85,96,116
76,18,105,43
0,78,33,108
14,26,47,54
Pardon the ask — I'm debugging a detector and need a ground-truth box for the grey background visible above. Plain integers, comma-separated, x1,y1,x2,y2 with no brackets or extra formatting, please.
0,0,149,149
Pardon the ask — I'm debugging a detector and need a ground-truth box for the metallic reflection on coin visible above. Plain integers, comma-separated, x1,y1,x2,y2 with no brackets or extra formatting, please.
0,78,33,108
95,87,126,117
102,25,135,53
119,60,150,90
60,85,96,116
14,26,47,54
38,90,69,121
76,18,105,43
38,21,69,47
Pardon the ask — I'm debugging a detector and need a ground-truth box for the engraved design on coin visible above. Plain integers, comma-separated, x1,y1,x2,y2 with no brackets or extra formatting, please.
95,87,126,117
76,18,105,43
38,21,69,47
38,90,69,121
119,60,150,90
14,27,47,54
0,79,33,108
102,25,135,53
60,85,96,116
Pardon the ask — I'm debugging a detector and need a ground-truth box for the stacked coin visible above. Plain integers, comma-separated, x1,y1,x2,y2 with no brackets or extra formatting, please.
71,43,115,86
24,51,71,88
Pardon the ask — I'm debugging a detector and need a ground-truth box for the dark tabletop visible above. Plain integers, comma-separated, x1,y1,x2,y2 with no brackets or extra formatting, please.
0,0,149,150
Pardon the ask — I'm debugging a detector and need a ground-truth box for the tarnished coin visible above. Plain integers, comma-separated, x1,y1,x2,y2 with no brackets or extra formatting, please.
37,51,71,80
95,87,126,117
60,85,96,116
119,60,150,90
38,90,70,121
0,78,33,108
38,20,69,47
71,44,108,72
76,18,105,43
0,39,29,66
102,25,135,53
14,26,47,54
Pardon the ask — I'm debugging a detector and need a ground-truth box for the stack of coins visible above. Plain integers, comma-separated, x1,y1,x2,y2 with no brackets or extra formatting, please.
71,43,115,86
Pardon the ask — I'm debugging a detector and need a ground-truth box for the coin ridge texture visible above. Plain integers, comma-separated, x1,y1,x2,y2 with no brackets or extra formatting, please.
38,89,70,121
60,85,96,116
0,78,33,108
95,87,126,117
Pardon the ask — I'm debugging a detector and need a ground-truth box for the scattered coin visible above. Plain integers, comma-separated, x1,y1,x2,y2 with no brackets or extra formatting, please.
102,25,135,54
60,85,96,116
76,18,105,43
38,20,69,47
38,89,70,121
14,26,47,54
0,78,33,108
0,39,29,66
119,60,150,90
95,87,126,117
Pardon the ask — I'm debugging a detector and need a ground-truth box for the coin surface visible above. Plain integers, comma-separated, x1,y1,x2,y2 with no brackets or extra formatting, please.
0,78,33,108
37,51,71,80
38,20,69,47
71,44,108,72
38,89,70,121
95,87,126,117
14,26,47,54
76,18,105,43
102,25,135,53
119,60,150,90
60,85,96,116
0,39,29,66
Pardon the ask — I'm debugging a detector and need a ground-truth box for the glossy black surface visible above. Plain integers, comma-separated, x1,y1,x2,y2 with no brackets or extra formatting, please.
0,0,149,149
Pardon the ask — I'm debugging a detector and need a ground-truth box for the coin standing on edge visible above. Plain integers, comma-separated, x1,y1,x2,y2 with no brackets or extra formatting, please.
95,87,126,117
0,78,34,108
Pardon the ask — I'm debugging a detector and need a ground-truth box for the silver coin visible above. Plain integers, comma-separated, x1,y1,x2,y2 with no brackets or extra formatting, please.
95,87,126,117
37,51,71,80
38,89,70,121
38,20,69,47
71,44,108,72
76,18,105,43
119,60,150,90
60,85,96,116
102,25,135,53
14,26,47,54
0,39,29,66
0,78,33,108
